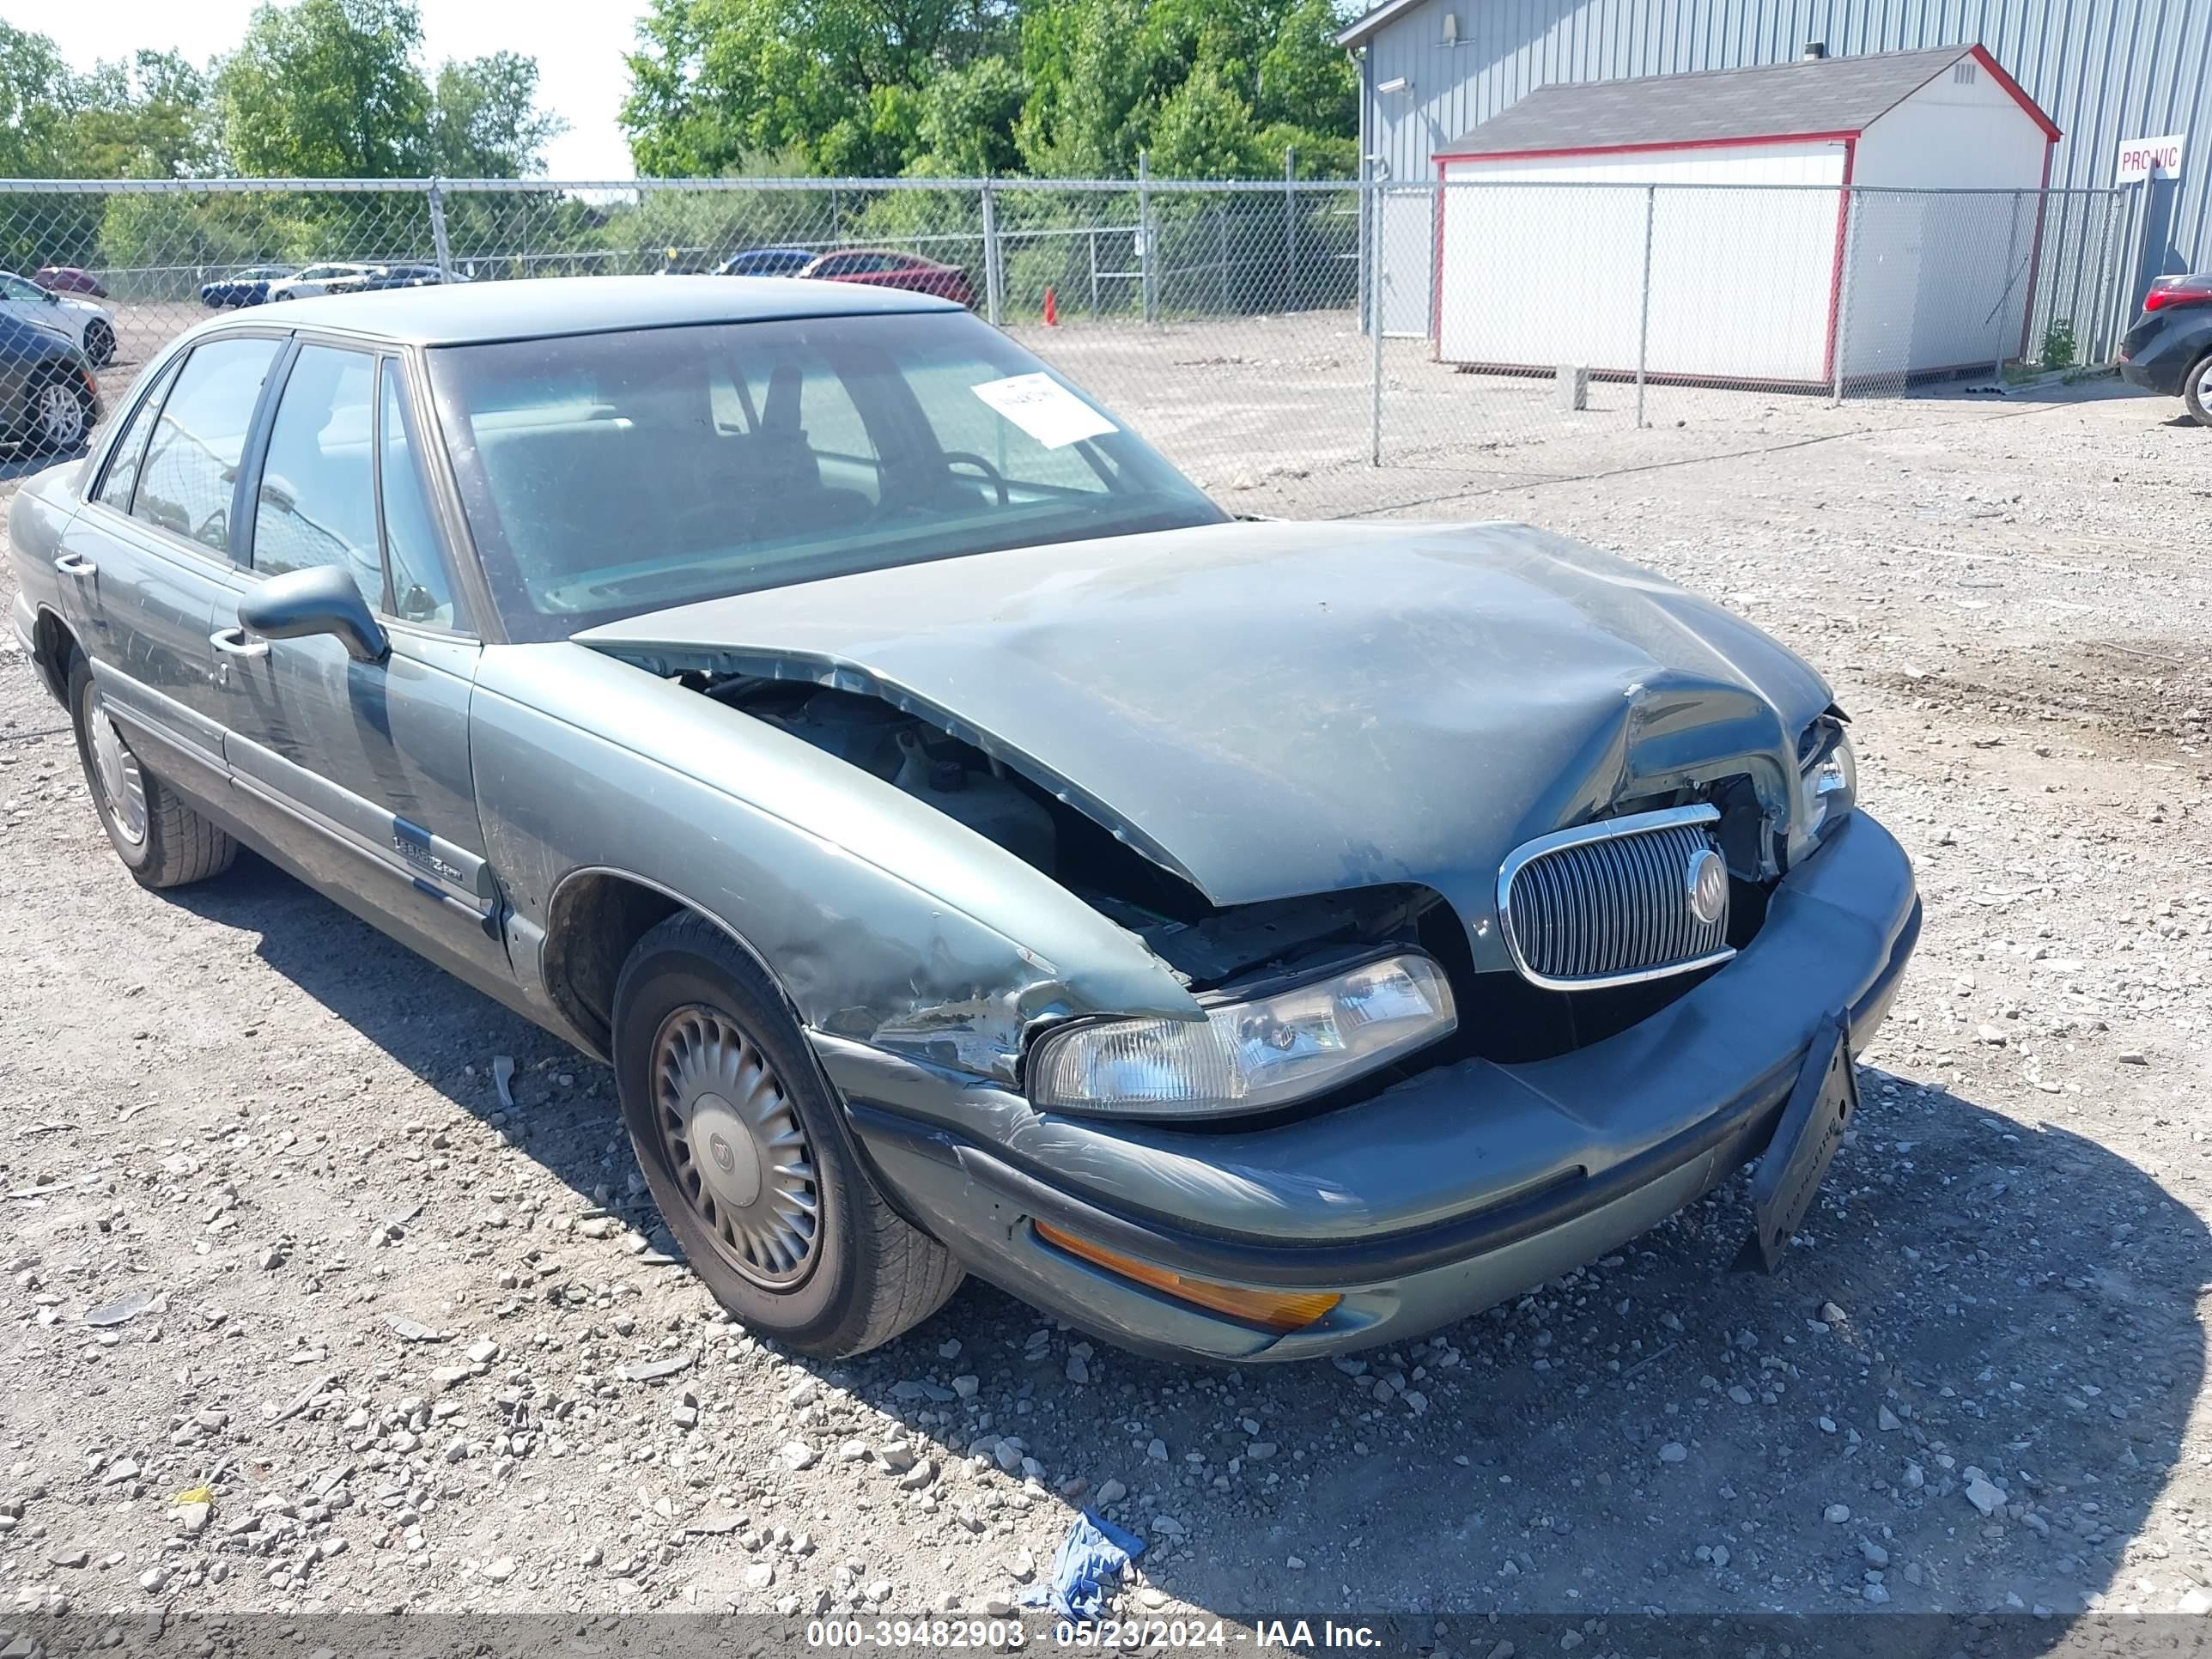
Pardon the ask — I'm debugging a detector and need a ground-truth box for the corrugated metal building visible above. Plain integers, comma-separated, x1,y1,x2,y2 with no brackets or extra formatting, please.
1339,0,2208,330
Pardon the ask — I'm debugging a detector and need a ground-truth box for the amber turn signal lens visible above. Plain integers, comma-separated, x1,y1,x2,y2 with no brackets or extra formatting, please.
1033,1221,1341,1334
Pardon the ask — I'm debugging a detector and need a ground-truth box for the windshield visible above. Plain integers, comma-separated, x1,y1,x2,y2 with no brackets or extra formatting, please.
424,310,1226,641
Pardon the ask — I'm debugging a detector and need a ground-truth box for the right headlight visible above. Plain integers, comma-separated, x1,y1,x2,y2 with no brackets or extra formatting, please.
1802,729,1857,843
1027,952,1457,1120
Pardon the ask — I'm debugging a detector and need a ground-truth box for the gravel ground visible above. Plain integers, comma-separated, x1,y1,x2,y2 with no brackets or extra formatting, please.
0,368,2209,1643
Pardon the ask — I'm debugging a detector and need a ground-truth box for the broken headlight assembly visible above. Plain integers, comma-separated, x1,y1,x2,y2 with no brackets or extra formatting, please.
1801,726,1858,844
1028,953,1457,1119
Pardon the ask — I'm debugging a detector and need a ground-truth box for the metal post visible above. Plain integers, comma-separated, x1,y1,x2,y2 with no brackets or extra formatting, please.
1285,147,1297,311
1369,174,1384,466
1830,186,1857,406
2133,175,2163,313
1138,152,1157,325
1994,189,2022,382
980,178,1003,327
1216,206,1230,313
426,179,453,281
1635,184,1656,428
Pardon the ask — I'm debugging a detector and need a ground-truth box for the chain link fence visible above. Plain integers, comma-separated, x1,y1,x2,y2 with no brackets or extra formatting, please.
0,173,2145,512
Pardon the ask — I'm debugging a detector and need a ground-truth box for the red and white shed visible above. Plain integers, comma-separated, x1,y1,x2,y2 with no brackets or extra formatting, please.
1431,46,2061,386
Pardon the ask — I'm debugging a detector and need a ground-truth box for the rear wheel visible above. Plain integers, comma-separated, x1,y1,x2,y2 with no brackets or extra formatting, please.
611,911,962,1356
82,319,114,367
67,650,238,888
2185,352,2212,428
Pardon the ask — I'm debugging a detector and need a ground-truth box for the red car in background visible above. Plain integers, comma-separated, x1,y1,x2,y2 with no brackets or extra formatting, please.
33,267,107,299
798,247,972,307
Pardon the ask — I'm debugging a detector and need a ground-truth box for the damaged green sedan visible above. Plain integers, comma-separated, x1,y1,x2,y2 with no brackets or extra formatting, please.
9,276,1918,1359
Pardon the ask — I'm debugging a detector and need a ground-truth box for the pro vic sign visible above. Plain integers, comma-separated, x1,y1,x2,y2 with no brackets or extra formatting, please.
2115,133,2185,184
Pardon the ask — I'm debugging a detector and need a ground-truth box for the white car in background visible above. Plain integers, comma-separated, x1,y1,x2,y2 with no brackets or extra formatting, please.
262,263,380,302
0,270,114,366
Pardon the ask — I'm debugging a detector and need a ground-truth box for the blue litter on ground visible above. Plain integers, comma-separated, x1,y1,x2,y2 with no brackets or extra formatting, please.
1020,1510,1147,1620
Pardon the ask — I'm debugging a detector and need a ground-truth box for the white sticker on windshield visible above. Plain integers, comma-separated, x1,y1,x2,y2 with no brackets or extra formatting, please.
969,373,1117,449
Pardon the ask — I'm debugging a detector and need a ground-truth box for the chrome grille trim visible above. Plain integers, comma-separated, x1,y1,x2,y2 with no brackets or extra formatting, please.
1497,804,1736,992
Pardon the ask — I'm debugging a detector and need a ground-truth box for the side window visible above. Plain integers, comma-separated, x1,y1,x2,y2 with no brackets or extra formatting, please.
378,364,470,630
0,275,41,301
135,336,282,554
94,359,181,513
251,344,380,602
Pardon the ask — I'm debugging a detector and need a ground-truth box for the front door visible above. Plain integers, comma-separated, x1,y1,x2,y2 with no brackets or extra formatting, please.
206,341,510,988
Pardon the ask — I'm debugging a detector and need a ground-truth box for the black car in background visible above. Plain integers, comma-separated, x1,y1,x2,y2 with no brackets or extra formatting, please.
0,311,100,453
199,266,300,308
2120,274,2212,428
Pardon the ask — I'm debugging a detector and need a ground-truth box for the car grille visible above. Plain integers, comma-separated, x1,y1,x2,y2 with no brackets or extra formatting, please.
1498,805,1735,990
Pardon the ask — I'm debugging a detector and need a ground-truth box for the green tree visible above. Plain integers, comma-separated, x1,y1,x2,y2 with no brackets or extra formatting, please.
910,56,1025,175
1255,0,1357,136
429,52,568,177
0,22,77,177
216,0,432,177
1146,62,1267,179
622,0,1016,177
68,52,225,179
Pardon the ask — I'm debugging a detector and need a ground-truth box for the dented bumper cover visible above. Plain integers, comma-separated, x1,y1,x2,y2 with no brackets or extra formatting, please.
816,811,1918,1361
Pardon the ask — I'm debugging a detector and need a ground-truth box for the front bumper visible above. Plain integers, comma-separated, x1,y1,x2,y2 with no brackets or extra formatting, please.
822,811,1919,1362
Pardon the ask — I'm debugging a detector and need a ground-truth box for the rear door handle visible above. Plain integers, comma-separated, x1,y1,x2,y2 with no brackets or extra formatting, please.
53,551,97,579
210,626,270,661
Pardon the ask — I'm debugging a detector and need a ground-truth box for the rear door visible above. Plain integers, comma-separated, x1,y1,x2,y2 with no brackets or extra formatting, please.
60,332,286,805
205,338,511,988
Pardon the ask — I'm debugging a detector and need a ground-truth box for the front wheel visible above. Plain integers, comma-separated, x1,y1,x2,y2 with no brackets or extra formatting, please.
82,319,114,367
611,911,963,1356
26,375,88,453
2185,352,2212,428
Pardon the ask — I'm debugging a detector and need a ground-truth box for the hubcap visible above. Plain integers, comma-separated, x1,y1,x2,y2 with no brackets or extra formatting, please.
36,383,81,447
2197,359,2212,407
650,1006,819,1286
88,689,147,846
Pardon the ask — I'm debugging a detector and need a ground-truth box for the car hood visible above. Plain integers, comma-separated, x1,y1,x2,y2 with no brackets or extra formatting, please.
574,520,1832,935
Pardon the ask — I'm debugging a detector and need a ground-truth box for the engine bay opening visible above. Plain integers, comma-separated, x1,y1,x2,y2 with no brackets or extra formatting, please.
690,675,1449,992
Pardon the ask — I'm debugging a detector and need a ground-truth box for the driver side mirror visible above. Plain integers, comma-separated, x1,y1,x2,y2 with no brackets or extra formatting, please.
237,564,388,663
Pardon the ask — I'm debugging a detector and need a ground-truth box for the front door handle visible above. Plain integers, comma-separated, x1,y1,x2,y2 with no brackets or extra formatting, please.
210,626,270,661
53,551,98,579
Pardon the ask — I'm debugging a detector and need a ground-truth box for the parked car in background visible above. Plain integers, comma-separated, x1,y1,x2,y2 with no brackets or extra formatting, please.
0,310,100,453
34,266,108,298
799,247,973,307
0,270,115,366
2121,273,2212,428
325,264,469,295
8,276,1917,1364
201,265,301,309
718,246,814,278
263,263,379,302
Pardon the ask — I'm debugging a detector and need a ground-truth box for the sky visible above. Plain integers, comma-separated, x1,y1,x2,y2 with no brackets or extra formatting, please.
3,0,653,179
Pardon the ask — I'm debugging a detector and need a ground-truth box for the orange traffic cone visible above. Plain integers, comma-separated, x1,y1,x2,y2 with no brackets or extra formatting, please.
1042,285,1058,326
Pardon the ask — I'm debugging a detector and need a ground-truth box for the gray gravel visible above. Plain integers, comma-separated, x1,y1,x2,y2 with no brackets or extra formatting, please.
0,376,2208,1628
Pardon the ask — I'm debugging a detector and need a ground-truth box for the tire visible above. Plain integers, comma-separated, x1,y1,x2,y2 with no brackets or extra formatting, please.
82,319,114,367
67,650,238,889
24,373,89,454
2185,352,2212,429
611,911,963,1357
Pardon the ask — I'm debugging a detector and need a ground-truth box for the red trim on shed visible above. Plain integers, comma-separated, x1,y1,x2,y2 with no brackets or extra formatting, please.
1820,137,1858,386
2018,137,2058,361
1967,45,2062,142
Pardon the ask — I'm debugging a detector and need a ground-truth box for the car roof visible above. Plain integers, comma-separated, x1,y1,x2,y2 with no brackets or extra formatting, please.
248,273,962,345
